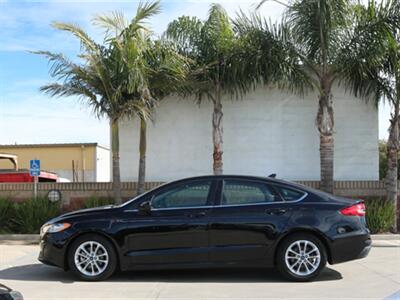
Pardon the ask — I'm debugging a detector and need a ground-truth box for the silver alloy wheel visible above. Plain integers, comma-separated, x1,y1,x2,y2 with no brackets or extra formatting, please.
74,241,109,277
284,240,321,277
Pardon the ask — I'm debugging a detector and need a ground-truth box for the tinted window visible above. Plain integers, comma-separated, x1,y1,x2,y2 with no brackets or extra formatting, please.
274,186,306,201
151,180,211,209
221,180,279,205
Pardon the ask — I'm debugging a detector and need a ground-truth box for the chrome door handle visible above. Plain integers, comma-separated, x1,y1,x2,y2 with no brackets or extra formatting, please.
266,208,287,216
186,211,206,218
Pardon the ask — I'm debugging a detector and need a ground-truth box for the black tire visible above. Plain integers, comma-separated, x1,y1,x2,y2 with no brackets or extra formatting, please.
68,234,117,281
276,233,327,282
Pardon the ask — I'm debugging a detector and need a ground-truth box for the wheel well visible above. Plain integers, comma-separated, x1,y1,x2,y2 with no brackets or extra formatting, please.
273,229,332,265
64,232,120,271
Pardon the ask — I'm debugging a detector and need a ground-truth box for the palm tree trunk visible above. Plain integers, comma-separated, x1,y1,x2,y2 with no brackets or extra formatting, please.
213,82,223,175
386,103,399,233
111,119,122,204
137,118,147,195
316,77,334,194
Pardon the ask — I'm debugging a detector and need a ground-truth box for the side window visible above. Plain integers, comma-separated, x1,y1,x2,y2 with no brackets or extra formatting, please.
151,180,212,209
221,180,279,205
274,186,306,202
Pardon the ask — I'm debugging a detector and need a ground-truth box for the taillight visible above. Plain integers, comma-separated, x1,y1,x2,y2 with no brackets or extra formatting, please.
340,203,366,216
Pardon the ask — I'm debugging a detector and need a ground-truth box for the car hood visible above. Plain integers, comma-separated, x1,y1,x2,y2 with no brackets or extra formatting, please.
48,205,117,223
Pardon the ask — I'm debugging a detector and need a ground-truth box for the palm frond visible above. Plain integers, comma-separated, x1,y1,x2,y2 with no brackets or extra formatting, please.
31,50,79,80
166,3,257,103
134,1,161,24
285,0,349,66
93,11,128,40
234,11,314,95
165,16,203,58
52,22,99,52
40,82,106,116
125,0,161,35
256,0,291,10
335,0,400,106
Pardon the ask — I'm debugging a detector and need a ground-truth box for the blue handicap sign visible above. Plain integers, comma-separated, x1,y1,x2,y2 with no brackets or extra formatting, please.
30,159,41,176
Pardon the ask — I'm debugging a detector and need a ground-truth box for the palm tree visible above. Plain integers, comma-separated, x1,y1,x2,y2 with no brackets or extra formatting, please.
134,40,189,195
165,4,259,175
245,0,397,193
344,0,400,231
384,34,400,231
34,3,161,203
95,2,189,195
382,33,400,231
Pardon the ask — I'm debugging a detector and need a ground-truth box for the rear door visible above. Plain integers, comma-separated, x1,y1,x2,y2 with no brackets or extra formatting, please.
208,178,295,263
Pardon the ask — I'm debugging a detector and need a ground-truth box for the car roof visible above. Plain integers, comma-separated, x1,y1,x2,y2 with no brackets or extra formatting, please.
169,174,309,190
175,175,330,200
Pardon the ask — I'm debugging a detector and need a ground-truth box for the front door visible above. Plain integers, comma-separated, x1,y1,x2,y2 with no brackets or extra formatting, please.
119,179,216,268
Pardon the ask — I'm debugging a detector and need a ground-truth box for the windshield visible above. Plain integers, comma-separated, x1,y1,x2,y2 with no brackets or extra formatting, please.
119,182,167,208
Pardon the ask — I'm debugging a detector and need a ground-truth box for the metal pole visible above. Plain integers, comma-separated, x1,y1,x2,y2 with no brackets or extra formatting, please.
34,176,38,200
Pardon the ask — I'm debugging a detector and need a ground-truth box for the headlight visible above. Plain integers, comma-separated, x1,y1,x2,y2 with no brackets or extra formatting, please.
41,222,71,236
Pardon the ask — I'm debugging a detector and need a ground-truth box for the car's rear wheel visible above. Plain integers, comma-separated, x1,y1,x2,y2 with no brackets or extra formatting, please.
68,234,117,281
276,233,327,282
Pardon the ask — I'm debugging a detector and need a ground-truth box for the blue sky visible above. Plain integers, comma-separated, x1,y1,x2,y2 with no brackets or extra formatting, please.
0,0,390,148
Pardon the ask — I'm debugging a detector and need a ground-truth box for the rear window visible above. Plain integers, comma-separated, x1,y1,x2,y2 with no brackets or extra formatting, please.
222,180,280,205
274,186,306,202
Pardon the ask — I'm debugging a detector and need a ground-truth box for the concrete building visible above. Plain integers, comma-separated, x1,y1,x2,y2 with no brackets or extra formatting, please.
119,85,378,182
0,143,110,182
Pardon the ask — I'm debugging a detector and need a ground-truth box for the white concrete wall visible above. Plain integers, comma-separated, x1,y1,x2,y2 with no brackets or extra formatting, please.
119,85,379,182
51,170,95,182
96,146,111,182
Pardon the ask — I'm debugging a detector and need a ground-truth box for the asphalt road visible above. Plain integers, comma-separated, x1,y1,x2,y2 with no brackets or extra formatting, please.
0,244,399,300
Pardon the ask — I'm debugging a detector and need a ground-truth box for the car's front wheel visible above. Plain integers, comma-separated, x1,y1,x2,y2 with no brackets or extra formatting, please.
68,234,117,281
276,233,327,282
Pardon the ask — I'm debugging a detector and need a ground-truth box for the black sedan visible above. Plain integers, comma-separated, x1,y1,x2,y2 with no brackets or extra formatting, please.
39,175,371,282
0,284,23,300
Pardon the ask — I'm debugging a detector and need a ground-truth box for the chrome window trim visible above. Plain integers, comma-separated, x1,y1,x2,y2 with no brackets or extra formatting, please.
122,192,308,213
123,205,214,213
120,193,148,208
120,177,309,209
270,183,308,202
152,205,214,211
217,192,308,208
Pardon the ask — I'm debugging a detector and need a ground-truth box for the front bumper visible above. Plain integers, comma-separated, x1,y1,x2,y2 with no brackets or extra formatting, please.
329,232,371,264
38,233,69,269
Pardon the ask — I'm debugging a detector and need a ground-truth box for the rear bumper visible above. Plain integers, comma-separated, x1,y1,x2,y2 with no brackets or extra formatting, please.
329,232,371,264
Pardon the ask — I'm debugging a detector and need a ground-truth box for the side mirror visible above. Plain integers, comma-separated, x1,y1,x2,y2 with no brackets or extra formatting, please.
138,200,151,215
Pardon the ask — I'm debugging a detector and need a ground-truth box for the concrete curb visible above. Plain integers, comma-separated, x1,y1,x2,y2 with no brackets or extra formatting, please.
371,234,400,241
0,234,399,246
0,234,40,245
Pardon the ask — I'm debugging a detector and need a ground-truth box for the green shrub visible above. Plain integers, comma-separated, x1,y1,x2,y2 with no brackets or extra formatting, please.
1,197,114,234
0,198,15,233
83,197,114,209
365,199,395,234
12,198,61,234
